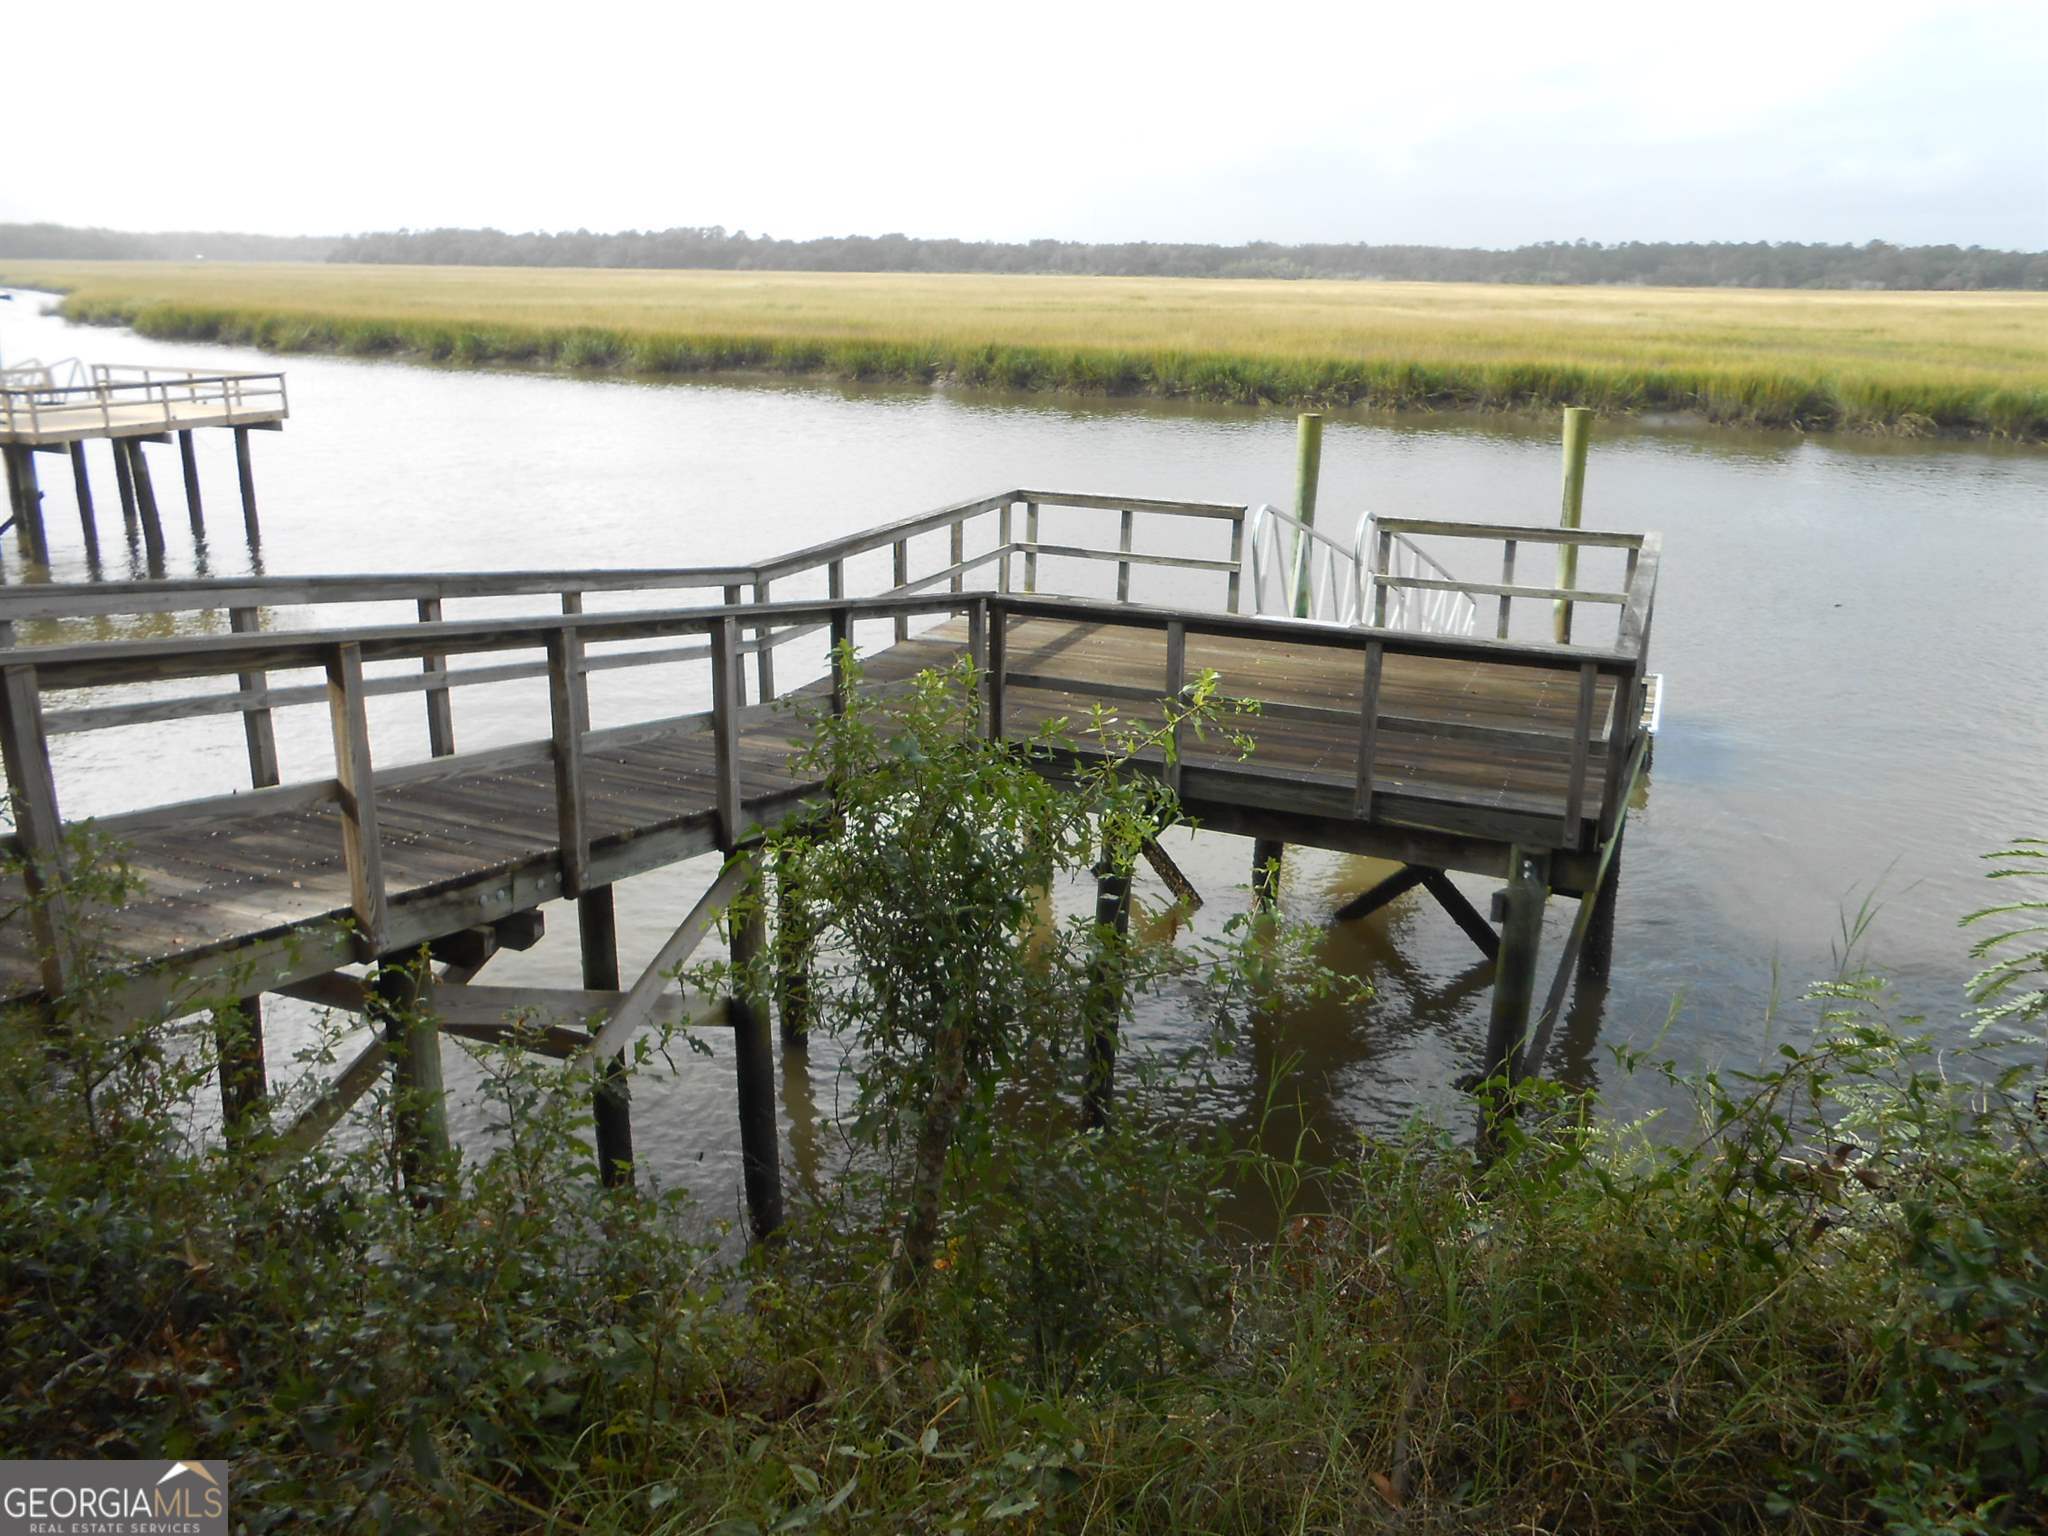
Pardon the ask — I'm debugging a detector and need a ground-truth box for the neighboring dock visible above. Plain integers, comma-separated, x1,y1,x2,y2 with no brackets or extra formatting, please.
0,358,285,569
0,486,1660,1236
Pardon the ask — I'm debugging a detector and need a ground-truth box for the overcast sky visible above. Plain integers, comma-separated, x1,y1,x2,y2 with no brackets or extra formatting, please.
8,0,2044,249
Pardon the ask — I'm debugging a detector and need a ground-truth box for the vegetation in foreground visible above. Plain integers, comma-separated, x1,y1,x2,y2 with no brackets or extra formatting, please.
2,668,2044,1533
5,259,2045,440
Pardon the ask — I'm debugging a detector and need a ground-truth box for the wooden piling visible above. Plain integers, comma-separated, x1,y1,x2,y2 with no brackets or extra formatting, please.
233,426,261,544
1479,846,1548,1101
773,849,813,1049
728,860,784,1239
1289,412,1324,618
1252,837,1286,907
4,445,50,567
373,954,448,1197
1084,862,1132,1129
177,429,205,541
125,440,167,573
66,443,98,567
1554,408,1592,644
1580,826,1623,980
578,884,635,1187
110,437,137,532
212,996,269,1141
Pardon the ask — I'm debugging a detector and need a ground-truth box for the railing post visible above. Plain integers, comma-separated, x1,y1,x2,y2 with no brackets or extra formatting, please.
722,583,746,704
1117,507,1134,604
1498,539,1518,639
1024,500,1039,593
417,597,455,757
1598,668,1631,840
547,625,590,897
998,500,1013,594
1162,619,1186,795
1555,407,1592,644
1226,510,1245,613
325,641,386,961
560,589,593,717
1354,638,1384,820
949,518,964,593
829,607,852,716
966,598,988,718
753,578,775,700
0,663,74,997
986,603,1007,742
1562,661,1598,839
1371,528,1393,626
710,615,743,850
892,540,909,641
229,606,281,787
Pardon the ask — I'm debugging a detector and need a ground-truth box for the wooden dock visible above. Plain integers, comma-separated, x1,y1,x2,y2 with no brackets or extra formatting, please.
1,360,285,569
0,487,1660,1232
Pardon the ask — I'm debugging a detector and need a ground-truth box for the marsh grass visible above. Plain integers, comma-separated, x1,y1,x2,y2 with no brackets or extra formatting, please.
8,260,2045,439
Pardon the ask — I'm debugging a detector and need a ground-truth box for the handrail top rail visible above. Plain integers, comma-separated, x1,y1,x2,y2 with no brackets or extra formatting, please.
11,587,1645,693
0,370,285,399
750,487,1247,581
1369,517,1647,549
0,488,1254,611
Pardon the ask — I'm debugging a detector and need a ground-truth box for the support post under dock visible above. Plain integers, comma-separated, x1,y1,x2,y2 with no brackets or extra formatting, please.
3,445,49,567
578,884,634,1187
178,429,205,542
212,996,269,1142
373,954,449,1200
1479,847,1549,1136
234,426,261,545
66,443,99,570
1251,837,1285,907
1084,863,1133,1130
728,860,784,1239
773,849,813,1050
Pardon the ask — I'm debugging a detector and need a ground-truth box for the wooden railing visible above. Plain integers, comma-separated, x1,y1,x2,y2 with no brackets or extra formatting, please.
0,556,1657,988
0,366,289,439
0,488,1251,736
1364,518,1655,643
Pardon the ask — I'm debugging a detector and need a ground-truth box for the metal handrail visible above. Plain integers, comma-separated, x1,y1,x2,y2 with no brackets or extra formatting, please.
1245,503,1366,625
1357,514,1480,637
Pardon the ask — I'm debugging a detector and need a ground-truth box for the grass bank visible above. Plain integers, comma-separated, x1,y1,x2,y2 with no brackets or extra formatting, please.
7,260,2046,440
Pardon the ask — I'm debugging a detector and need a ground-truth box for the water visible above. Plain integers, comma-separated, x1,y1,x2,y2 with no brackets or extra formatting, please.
4,289,2044,1210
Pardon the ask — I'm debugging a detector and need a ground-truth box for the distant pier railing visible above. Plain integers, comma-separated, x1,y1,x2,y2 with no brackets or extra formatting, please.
0,365,288,442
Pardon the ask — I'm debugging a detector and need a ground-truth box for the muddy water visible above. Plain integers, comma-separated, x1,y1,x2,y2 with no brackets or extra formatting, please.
4,290,2044,1215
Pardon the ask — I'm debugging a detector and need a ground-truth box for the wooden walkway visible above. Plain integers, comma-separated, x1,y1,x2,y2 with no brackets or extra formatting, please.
0,486,1660,1224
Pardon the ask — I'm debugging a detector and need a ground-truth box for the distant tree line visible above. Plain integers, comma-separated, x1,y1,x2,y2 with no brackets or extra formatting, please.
5,221,2044,289
327,228,2048,289
0,223,338,262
